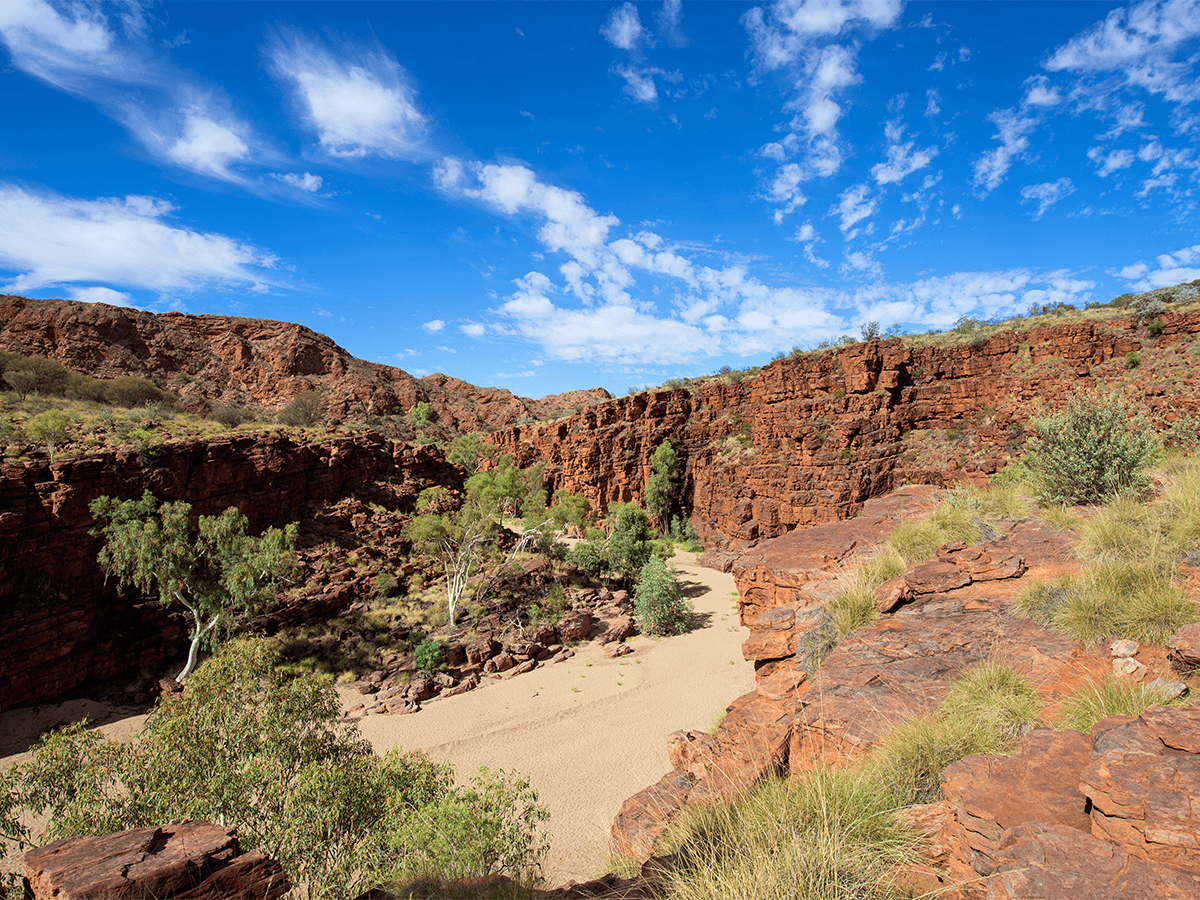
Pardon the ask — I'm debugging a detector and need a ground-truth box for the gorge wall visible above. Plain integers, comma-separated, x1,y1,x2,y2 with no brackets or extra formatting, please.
0,432,455,711
491,310,1200,548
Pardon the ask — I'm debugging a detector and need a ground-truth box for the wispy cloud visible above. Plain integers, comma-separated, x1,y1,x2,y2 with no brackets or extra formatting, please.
973,108,1037,195
657,0,687,47
1019,178,1076,219
267,28,428,159
70,286,135,307
870,118,938,185
0,0,259,182
0,183,280,295
743,0,904,221
272,171,324,192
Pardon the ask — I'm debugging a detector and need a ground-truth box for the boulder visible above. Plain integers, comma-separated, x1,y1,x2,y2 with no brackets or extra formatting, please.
598,615,636,645
465,637,499,666
24,822,289,900
484,651,515,674
666,730,715,781
610,772,694,863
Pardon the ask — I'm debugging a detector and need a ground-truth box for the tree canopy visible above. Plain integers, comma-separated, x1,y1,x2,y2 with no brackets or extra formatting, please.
90,491,297,679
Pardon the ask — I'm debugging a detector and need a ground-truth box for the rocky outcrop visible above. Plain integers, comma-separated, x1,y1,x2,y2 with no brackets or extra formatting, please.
0,432,456,711
494,309,1200,548
24,822,289,900
0,295,609,427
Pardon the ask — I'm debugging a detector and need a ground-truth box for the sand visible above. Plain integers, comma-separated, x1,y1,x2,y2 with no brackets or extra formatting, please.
1,552,753,887
345,552,755,885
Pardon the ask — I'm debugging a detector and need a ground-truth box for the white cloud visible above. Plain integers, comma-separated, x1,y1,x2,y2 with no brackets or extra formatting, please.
273,171,324,192
972,109,1037,194
925,88,941,118
461,322,486,338
657,0,687,46
0,183,280,294
613,64,678,104
267,29,427,158
840,250,883,280
422,319,445,333
832,183,878,238
791,221,829,268
600,3,648,50
164,107,250,177
1019,178,1076,219
870,119,939,185
743,0,904,220
0,0,259,182
1022,75,1062,108
1117,243,1200,290
1086,147,1136,177
70,286,135,307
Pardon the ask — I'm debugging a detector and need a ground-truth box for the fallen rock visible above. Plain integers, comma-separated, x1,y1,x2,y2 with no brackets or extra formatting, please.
905,559,972,595
986,822,1200,900
1081,704,1200,869
602,642,632,658
873,575,909,613
24,822,289,900
1110,639,1139,658
465,637,498,666
484,652,515,674
598,615,636,645
1111,656,1146,678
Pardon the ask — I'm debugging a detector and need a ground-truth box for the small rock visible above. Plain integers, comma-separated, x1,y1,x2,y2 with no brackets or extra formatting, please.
353,681,379,695
873,576,910,613
431,671,456,689
1112,657,1146,678
603,642,633,658
1110,638,1139,658
512,659,538,675
1167,622,1200,671
157,677,184,694
1146,677,1189,700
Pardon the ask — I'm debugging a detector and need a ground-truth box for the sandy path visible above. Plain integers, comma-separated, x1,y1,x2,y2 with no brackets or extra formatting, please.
345,552,755,885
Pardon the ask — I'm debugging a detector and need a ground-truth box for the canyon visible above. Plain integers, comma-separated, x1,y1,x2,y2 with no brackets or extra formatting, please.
4,294,1200,897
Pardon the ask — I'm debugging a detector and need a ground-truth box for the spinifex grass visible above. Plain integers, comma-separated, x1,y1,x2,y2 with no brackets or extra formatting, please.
1057,677,1192,734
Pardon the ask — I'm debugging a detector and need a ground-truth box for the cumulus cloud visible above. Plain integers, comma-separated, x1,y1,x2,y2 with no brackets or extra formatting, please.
1118,243,1200,290
0,183,280,294
70,286,135,307
422,319,445,333
600,2,648,50
461,322,486,338
1022,75,1062,108
613,64,681,104
1019,178,1076,219
267,28,427,158
832,183,878,238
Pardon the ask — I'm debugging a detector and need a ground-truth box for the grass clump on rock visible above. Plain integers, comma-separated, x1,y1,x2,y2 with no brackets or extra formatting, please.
1056,677,1192,734
654,663,1040,900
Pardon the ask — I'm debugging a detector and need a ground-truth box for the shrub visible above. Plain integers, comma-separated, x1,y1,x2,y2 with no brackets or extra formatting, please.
1148,319,1165,337
278,392,324,426
105,376,176,408
633,557,693,636
565,539,608,576
413,638,445,675
374,571,399,598
1125,351,1142,369
1026,391,1160,505
211,402,250,427
409,401,435,429
0,639,549,899
25,409,73,461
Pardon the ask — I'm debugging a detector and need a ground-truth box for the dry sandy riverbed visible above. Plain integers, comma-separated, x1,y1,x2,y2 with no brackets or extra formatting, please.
2,552,754,887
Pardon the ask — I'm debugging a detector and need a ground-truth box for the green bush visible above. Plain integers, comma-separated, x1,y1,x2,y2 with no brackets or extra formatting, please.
633,557,693,636
0,639,549,899
1027,391,1161,505
413,638,445,675
278,392,324,426
1125,351,1142,369
409,401,435,429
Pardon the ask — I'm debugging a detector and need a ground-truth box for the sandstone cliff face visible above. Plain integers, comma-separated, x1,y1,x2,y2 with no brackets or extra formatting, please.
0,295,609,429
492,310,1200,547
0,432,455,711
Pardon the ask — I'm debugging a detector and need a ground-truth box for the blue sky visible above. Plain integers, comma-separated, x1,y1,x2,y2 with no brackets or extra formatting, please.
1,1,1198,398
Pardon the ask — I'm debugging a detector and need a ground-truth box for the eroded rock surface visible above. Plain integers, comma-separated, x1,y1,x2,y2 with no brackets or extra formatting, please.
24,822,289,900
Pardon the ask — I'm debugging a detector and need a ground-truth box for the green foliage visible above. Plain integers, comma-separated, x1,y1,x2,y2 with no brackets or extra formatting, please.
645,439,681,526
90,490,297,679
565,539,608,576
278,392,324,427
1057,677,1191,733
633,557,693,636
373,571,399,598
669,515,704,553
467,455,544,521
606,502,658,583
1027,391,1161,505
1125,350,1142,369
25,408,73,461
0,639,549,899
1147,318,1166,337
548,489,592,533
405,495,499,626
413,638,445,675
104,376,176,408
885,496,981,564
446,432,490,474
859,321,881,341
409,401,435,429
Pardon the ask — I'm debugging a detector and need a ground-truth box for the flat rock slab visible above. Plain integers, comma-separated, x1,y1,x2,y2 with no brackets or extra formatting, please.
1082,704,1200,869
24,822,289,900
986,822,1200,900
942,728,1093,880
